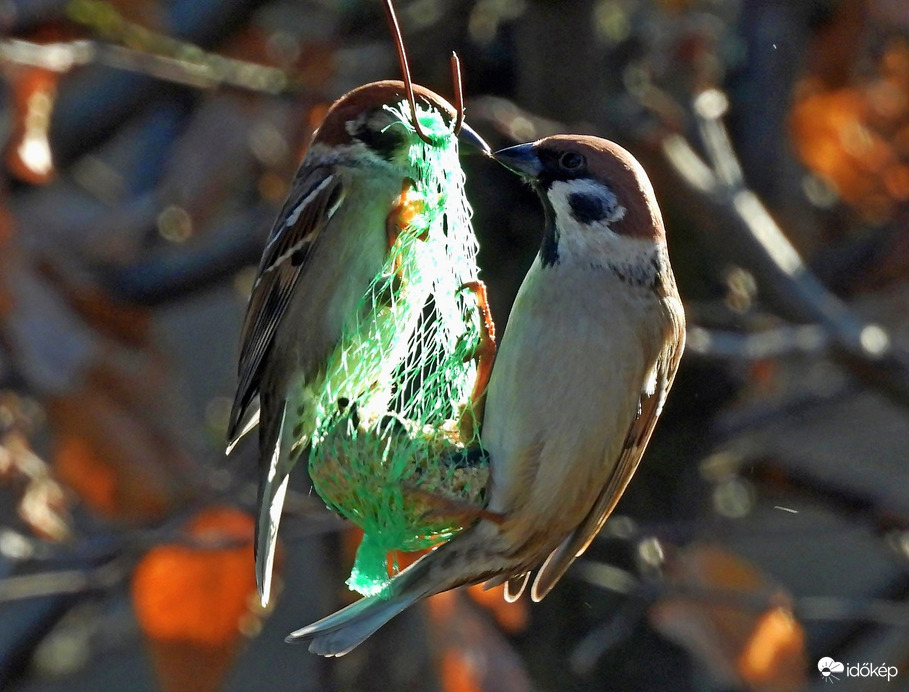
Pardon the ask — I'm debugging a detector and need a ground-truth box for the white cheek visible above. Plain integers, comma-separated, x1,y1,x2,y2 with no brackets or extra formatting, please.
549,180,661,275
548,180,656,264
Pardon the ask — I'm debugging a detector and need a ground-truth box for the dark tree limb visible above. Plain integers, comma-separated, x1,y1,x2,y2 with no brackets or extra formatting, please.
662,89,909,410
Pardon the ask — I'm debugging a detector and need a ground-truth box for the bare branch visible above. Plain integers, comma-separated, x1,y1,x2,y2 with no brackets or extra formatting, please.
0,558,127,603
0,38,293,94
686,324,832,361
661,89,909,410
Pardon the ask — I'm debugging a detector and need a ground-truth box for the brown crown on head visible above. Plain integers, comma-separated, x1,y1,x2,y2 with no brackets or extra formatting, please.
538,134,666,242
313,80,457,147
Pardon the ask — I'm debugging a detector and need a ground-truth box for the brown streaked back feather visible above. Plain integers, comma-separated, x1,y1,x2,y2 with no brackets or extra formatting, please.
228,169,345,442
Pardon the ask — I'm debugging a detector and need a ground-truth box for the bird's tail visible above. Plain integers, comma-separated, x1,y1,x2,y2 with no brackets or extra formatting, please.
255,397,299,607
286,587,423,657
287,523,508,656
286,550,436,656
255,465,289,608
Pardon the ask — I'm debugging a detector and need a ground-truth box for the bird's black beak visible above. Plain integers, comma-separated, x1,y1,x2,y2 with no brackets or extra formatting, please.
457,122,492,156
493,143,542,178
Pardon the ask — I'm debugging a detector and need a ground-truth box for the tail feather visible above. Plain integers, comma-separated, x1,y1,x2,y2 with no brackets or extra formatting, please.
287,525,510,656
287,588,423,656
287,554,436,656
255,397,297,607
504,572,530,602
530,535,574,602
256,472,289,607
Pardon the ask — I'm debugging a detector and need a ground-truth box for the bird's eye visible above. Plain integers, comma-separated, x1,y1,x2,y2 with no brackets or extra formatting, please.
559,152,585,171
353,114,406,162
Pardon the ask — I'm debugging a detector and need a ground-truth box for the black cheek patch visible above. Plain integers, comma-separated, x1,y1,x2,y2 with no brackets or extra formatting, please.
568,192,609,224
540,196,560,267
356,123,405,162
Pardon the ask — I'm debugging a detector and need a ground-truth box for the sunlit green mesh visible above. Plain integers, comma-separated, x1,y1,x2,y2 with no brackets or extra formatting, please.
305,100,488,597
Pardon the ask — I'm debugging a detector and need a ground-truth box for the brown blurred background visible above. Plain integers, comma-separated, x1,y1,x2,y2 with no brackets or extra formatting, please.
1,1,909,690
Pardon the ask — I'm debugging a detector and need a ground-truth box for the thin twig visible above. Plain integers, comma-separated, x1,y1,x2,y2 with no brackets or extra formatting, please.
692,89,744,189
577,557,909,627
0,38,291,94
0,558,129,603
450,52,464,135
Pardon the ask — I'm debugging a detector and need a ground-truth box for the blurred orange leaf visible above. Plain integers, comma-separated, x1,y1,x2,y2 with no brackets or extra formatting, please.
0,205,18,316
440,643,484,692
791,37,909,224
53,432,120,517
49,381,191,523
47,343,203,524
649,543,807,692
132,506,259,692
737,607,805,687
132,506,257,645
791,86,893,208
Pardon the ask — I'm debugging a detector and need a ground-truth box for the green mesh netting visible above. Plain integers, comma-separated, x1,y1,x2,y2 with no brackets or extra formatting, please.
304,100,489,597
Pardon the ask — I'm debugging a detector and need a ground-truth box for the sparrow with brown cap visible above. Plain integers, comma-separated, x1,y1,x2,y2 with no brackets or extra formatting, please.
288,134,686,656
227,80,490,607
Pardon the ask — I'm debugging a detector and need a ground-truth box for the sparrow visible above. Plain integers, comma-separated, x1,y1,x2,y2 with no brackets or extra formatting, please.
227,80,490,607
287,134,686,656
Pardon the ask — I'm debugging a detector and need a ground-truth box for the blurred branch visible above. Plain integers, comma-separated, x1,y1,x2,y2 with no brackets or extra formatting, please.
102,206,270,306
0,526,255,604
0,518,343,605
0,482,343,601
569,597,651,676
662,88,909,410
0,38,293,94
0,558,128,603
0,0,71,34
578,557,909,627
572,554,909,674
466,95,568,145
686,324,831,361
45,0,269,164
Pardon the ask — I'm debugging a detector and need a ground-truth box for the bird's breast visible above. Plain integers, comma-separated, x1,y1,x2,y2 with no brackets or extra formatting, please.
481,261,660,541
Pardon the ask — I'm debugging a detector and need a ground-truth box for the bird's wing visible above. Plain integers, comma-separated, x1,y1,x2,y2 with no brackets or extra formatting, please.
227,166,345,443
530,305,685,601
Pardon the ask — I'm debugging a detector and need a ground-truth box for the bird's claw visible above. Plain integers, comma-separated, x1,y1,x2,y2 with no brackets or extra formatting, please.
457,280,497,442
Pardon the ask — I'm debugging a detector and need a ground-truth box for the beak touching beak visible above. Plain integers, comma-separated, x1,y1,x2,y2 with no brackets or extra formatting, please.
457,122,492,156
493,143,542,179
